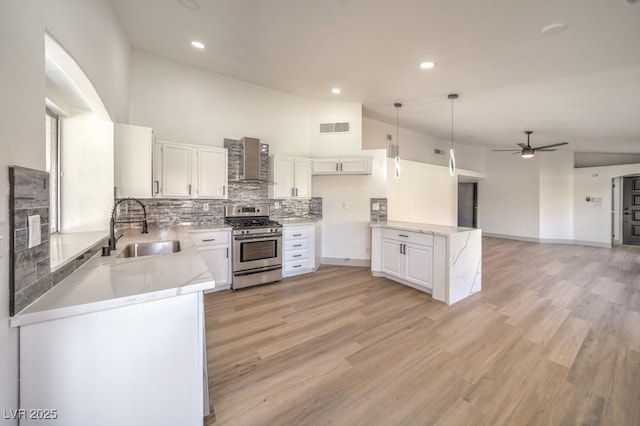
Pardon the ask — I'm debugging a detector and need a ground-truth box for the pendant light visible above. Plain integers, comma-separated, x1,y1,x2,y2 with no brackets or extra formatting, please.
448,94,458,176
394,102,402,179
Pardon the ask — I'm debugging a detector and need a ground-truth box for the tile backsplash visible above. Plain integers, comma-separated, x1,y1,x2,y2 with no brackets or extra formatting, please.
370,198,388,222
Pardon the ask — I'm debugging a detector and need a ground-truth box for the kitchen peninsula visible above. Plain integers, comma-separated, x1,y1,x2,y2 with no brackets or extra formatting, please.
371,221,482,305
10,227,219,426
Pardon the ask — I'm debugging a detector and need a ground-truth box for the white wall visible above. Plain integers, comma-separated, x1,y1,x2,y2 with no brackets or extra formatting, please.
0,1,46,420
60,113,114,232
479,152,541,239
573,163,640,246
129,51,311,153
362,117,486,173
45,0,130,122
539,151,574,241
387,159,458,226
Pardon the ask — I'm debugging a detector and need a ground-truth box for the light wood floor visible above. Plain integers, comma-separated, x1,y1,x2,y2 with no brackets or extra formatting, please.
204,237,640,425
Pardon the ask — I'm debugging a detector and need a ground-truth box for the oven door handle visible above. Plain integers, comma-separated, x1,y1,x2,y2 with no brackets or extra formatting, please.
234,233,282,241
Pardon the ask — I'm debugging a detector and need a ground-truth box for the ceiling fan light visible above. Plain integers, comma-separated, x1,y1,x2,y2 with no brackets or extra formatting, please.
521,150,535,158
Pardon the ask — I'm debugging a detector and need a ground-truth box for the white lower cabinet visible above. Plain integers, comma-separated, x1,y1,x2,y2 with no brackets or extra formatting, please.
283,223,319,277
19,292,207,426
380,229,433,290
191,229,232,290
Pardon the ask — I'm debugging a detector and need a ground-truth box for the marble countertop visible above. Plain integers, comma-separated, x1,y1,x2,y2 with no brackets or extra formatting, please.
371,220,480,236
277,217,321,225
10,226,225,327
50,231,109,271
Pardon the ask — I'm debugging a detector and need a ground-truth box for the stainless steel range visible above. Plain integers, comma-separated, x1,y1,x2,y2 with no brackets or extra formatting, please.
225,204,282,289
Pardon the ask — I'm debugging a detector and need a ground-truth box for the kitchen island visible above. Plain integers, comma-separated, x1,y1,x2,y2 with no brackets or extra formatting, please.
10,227,221,426
371,221,482,305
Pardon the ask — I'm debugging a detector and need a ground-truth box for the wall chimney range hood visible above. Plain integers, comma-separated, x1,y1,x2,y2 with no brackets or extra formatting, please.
234,137,269,183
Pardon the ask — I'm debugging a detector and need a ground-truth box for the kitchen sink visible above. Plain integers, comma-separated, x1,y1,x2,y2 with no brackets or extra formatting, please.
117,240,181,258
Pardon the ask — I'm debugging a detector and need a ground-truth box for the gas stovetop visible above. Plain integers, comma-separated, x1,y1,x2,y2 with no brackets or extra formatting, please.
225,217,281,229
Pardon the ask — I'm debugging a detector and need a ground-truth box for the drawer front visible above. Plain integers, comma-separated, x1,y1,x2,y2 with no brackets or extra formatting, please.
284,239,309,251
284,258,309,273
381,228,433,247
284,249,308,262
284,228,310,240
191,230,230,246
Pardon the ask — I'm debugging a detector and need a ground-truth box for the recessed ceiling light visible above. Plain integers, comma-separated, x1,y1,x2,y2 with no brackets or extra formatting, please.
191,41,205,49
177,0,200,10
331,87,341,95
541,22,568,36
420,61,436,70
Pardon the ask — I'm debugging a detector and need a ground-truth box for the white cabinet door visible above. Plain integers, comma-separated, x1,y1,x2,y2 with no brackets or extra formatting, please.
196,147,227,198
294,158,312,198
199,246,231,288
381,239,403,279
340,158,372,175
312,158,340,174
273,156,295,198
404,243,433,289
270,156,312,199
114,124,153,198
161,143,192,197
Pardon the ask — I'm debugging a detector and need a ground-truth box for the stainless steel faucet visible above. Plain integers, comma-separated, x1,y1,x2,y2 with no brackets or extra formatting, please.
109,198,149,250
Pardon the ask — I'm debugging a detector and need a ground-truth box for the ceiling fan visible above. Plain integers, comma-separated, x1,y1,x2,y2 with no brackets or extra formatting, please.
493,131,569,158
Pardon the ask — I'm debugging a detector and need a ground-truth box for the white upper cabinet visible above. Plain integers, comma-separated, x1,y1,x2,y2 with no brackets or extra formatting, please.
269,155,312,199
196,147,228,198
161,142,192,197
155,140,227,199
114,124,154,198
311,157,372,175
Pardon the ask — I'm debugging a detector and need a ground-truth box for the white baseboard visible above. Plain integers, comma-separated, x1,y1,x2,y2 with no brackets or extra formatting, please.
321,257,370,267
483,233,612,248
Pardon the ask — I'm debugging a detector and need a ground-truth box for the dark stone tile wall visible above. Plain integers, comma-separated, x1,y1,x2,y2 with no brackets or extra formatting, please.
370,198,388,221
8,166,105,315
9,166,51,315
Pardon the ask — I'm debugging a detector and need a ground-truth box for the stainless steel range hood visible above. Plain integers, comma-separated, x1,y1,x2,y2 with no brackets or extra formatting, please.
236,137,268,182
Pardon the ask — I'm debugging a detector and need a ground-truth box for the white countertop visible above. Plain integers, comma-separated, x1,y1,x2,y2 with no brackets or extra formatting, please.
371,220,479,236
278,217,321,225
50,230,109,271
10,226,228,327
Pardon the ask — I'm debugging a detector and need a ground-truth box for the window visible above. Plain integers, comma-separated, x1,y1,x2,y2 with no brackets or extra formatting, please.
45,109,59,233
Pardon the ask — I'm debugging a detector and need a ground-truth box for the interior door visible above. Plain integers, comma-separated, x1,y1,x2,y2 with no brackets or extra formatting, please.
458,182,477,228
623,176,640,245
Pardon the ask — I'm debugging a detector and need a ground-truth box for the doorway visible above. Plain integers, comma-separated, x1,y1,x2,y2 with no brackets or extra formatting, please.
622,176,640,245
458,182,477,228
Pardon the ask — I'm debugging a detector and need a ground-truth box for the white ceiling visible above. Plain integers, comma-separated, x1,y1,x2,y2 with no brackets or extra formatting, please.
109,0,640,153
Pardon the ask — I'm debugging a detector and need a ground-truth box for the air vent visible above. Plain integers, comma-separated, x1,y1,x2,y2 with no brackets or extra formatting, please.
319,122,350,134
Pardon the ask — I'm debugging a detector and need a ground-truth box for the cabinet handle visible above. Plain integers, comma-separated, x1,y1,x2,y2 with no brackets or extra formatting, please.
154,180,160,194
295,188,298,197
398,234,409,238
293,254,302,258
226,247,229,258
403,244,407,254
202,238,216,242
293,244,302,247
188,184,192,195
222,185,226,196
293,264,302,268
291,188,295,197
293,233,302,237
336,163,339,172
399,244,403,254
340,162,343,172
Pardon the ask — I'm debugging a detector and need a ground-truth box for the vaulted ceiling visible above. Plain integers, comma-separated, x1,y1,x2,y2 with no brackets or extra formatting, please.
110,0,640,153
